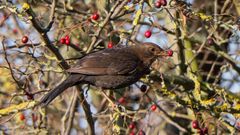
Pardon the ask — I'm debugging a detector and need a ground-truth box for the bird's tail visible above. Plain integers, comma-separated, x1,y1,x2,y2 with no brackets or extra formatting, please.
39,74,83,106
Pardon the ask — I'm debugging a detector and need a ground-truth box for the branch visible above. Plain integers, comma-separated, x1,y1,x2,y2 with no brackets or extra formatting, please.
146,94,187,133
190,37,240,75
25,4,95,134
77,85,95,135
62,89,78,135
0,101,36,117
1,38,23,90
44,0,56,32
87,0,129,53
26,6,69,69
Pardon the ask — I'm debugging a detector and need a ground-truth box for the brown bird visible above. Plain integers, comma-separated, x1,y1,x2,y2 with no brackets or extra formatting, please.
40,42,169,106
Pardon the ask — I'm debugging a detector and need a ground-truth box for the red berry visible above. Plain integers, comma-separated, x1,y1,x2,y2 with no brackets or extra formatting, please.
13,29,18,34
150,104,157,111
160,0,167,6
3,14,8,20
65,39,70,45
26,93,34,100
22,36,28,43
167,50,173,57
118,97,125,104
129,122,135,129
91,13,100,20
65,35,70,40
155,1,162,8
144,30,152,38
198,130,204,135
192,120,199,129
107,42,113,48
19,113,25,121
202,127,208,134
129,131,135,135
138,130,145,135
207,38,214,45
140,85,147,92
60,38,65,44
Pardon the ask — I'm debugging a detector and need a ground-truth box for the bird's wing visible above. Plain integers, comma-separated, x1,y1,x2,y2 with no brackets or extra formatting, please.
66,49,139,75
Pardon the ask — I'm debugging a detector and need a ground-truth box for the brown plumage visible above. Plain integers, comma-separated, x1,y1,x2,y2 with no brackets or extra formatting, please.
40,42,168,106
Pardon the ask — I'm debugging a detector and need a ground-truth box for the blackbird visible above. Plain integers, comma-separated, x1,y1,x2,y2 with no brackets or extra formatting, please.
40,42,168,106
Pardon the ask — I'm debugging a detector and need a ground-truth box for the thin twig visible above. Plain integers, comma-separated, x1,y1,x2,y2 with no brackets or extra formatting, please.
64,90,78,135
146,94,187,133
87,0,129,53
45,0,56,32
1,38,23,89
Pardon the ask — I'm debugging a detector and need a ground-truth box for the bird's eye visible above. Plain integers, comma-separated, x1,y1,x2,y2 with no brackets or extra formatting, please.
150,48,155,52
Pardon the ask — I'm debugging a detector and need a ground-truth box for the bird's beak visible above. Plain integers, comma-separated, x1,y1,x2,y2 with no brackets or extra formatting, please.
157,50,169,56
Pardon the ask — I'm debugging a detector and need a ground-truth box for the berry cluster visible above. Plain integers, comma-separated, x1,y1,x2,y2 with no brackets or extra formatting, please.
192,120,208,135
155,0,167,8
128,122,146,135
60,35,70,45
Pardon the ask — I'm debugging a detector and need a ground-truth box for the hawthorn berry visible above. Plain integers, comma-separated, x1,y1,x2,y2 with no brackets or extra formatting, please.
167,50,173,57
150,104,157,111
3,14,8,20
155,1,162,8
202,127,208,134
13,29,18,34
198,130,204,135
192,120,199,129
138,130,145,135
26,93,34,100
118,97,125,104
22,36,28,43
65,35,70,40
107,42,113,48
129,122,135,129
60,38,65,44
65,39,70,45
91,13,100,21
140,85,147,92
144,30,152,38
207,38,214,45
19,113,25,121
129,131,135,135
160,0,167,6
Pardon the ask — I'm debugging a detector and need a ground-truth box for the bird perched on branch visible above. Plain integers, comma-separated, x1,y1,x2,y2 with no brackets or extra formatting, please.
40,42,170,106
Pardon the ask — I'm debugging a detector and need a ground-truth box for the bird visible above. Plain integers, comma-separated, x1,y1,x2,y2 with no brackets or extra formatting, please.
39,42,169,106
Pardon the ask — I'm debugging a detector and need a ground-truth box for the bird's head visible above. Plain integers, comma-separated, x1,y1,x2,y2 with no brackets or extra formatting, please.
132,42,170,66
